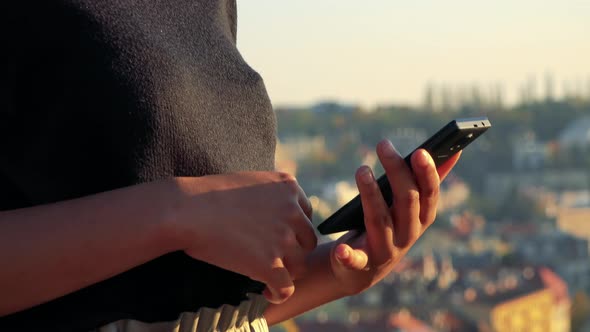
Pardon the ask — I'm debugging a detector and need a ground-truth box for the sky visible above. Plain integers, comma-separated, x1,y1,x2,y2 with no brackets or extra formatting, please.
236,0,590,108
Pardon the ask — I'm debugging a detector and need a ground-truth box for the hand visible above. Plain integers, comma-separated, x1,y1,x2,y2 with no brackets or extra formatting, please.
170,172,317,304
329,140,460,294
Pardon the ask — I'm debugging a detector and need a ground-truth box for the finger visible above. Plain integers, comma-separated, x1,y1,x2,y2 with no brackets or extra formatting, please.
438,150,461,182
336,229,363,246
334,243,369,271
289,211,317,253
291,185,317,252
262,257,295,304
377,140,421,248
411,149,440,226
296,184,313,220
355,165,394,262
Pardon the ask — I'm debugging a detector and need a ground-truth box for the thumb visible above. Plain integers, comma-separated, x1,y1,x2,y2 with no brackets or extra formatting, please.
334,243,369,271
261,258,295,304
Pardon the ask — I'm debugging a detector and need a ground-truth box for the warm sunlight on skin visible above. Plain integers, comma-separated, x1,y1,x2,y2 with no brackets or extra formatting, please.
237,0,590,108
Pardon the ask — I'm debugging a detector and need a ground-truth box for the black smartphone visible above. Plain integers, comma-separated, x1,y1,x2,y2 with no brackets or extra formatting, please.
317,117,491,235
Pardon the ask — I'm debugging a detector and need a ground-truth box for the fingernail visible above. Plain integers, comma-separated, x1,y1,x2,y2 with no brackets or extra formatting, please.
380,140,397,158
336,246,350,260
359,166,374,185
263,288,280,304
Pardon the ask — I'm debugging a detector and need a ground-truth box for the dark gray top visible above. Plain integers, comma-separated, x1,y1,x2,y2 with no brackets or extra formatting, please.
0,1,276,330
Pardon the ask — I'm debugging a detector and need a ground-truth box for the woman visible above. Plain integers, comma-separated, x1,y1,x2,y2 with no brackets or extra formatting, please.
0,1,460,331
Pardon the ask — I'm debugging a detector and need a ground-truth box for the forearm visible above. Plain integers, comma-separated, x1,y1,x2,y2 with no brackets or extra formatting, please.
0,179,181,316
264,242,350,325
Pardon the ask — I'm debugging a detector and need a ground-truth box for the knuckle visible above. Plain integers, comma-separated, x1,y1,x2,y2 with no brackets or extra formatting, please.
277,172,297,185
422,185,439,199
363,184,380,197
361,184,381,201
369,213,391,227
387,154,406,171
399,189,420,207
285,202,303,220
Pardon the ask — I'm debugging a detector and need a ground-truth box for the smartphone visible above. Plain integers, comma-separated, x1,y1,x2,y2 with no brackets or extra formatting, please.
316,117,491,235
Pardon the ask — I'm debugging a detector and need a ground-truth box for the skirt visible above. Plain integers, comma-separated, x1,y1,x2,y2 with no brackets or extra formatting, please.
93,293,269,332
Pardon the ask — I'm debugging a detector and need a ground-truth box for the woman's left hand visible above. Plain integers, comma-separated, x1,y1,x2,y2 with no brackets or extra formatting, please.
329,140,460,294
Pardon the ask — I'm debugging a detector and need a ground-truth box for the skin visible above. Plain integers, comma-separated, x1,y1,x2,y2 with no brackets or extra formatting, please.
0,139,460,327
0,172,314,315
264,140,461,324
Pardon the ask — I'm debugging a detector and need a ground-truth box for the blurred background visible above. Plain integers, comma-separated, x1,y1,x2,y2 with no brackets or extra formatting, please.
238,1,590,331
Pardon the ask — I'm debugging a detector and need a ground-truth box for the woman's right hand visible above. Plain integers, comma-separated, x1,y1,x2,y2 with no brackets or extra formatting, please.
169,172,317,304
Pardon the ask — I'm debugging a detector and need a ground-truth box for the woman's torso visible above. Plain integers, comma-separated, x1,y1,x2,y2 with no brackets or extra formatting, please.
0,1,276,330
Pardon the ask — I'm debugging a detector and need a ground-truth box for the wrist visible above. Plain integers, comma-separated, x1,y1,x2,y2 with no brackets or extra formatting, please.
150,177,198,254
156,176,218,258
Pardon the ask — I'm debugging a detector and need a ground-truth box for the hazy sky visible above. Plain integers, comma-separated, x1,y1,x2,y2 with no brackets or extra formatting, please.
236,1,590,108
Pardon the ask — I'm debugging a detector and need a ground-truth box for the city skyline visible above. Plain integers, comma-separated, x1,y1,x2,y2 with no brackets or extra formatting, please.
237,1,590,108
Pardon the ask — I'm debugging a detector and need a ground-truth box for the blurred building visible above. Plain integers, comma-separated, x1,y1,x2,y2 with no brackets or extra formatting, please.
388,309,437,332
453,266,570,332
490,268,570,332
558,207,590,245
293,245,570,332
579,318,590,332
558,116,590,148
438,178,471,213
274,141,298,176
310,101,357,113
338,250,569,332
484,170,590,198
556,191,590,251
512,132,549,170
509,230,590,294
278,136,327,162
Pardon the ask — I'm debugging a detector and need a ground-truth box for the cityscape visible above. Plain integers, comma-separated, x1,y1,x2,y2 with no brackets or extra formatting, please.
270,86,590,332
